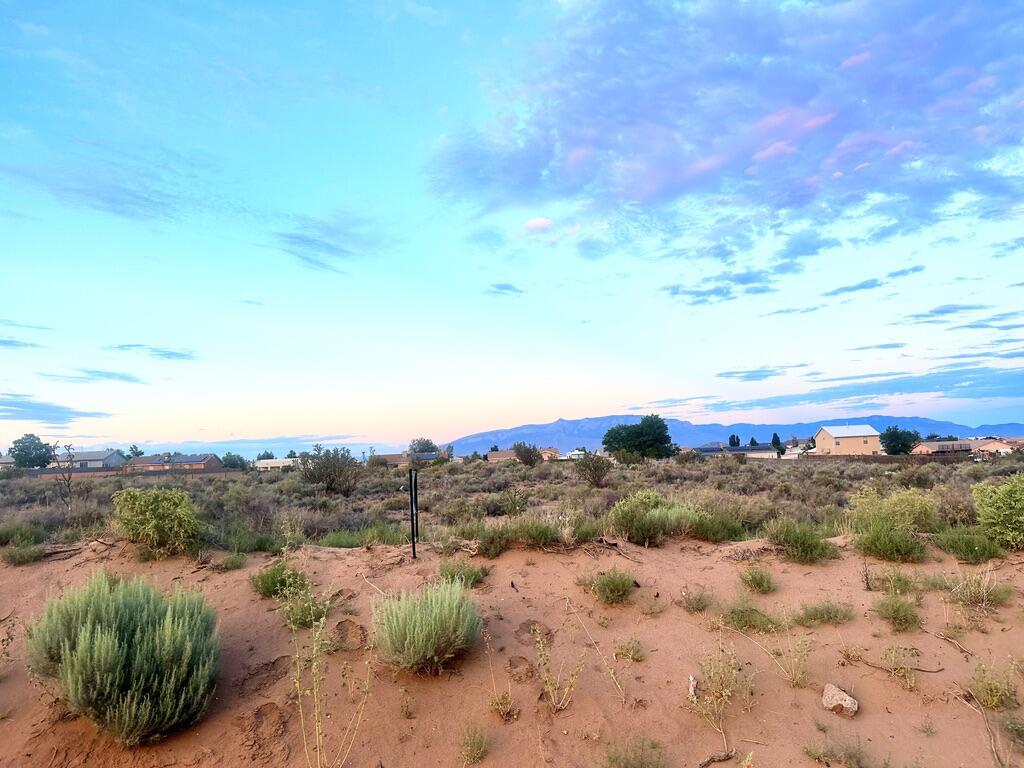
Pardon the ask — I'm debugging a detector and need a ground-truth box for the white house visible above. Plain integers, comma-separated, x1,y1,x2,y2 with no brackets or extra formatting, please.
254,457,300,472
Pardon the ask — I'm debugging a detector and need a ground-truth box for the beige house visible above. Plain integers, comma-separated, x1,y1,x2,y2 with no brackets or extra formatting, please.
910,440,971,456
813,425,882,456
539,447,561,461
968,438,1015,456
486,449,518,462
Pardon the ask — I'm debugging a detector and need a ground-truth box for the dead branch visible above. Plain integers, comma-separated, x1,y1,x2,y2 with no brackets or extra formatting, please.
697,749,736,768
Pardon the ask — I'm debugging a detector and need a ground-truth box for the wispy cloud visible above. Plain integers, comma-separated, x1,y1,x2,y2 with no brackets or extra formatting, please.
271,210,385,272
849,342,906,351
906,304,990,323
887,265,925,279
662,267,775,305
486,282,524,296
40,369,145,384
0,337,42,350
0,319,52,331
716,364,807,382
0,393,110,426
822,278,882,297
107,344,195,361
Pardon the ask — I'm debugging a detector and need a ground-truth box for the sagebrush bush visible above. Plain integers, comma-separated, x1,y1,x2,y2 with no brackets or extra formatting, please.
851,488,940,533
372,581,481,672
2,543,45,565
112,488,200,556
686,510,745,543
875,594,919,632
762,518,837,563
250,559,309,598
27,573,219,745
974,474,1024,550
320,521,407,548
935,526,1003,564
792,601,854,627
607,491,692,546
740,565,776,594
855,516,926,563
439,558,490,586
584,568,637,604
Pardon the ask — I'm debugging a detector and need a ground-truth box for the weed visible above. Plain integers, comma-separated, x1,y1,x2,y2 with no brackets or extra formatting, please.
804,742,872,768
1,543,45,565
973,661,1019,710
1003,715,1024,747
762,518,837,564
251,559,310,599
740,565,776,594
0,521,46,546
439,559,490,587
687,640,754,752
870,568,917,596
687,511,745,543
879,646,919,690
875,594,920,632
320,522,406,548
583,568,637,605
919,718,936,736
615,638,645,662
722,597,781,632
947,569,1013,610
460,724,488,764
282,584,330,630
855,517,926,562
677,586,714,614
111,488,200,557
792,601,854,628
221,552,246,570
605,737,667,768
935,527,1003,564
775,635,812,688
535,624,585,713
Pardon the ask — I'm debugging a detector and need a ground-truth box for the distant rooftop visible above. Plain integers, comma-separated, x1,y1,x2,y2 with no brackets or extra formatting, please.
819,425,880,438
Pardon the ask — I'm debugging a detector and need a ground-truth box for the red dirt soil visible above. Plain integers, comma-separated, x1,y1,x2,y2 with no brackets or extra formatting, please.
1,537,1022,767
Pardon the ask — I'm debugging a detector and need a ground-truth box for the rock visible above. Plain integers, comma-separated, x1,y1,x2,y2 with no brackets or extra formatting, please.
822,683,858,717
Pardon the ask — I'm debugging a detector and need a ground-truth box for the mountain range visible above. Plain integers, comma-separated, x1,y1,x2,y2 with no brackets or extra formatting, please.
449,415,1024,455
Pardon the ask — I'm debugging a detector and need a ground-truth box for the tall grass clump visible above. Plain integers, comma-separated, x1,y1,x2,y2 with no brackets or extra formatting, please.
583,568,637,605
112,488,200,556
372,581,481,673
792,601,854,627
439,558,490,587
850,489,929,563
26,573,219,745
762,518,837,564
935,526,1003,564
875,594,919,632
320,522,407,548
739,565,776,594
607,490,691,547
686,509,745,543
973,474,1024,550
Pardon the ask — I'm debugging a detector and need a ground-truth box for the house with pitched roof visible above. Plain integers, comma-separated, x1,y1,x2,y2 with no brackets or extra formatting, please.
48,450,127,470
813,425,882,456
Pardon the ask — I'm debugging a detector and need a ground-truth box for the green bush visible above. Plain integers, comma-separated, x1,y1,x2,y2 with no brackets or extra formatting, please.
509,516,560,547
439,558,490,587
762,519,837,564
722,597,780,632
568,514,603,544
687,510,745,543
371,581,481,672
585,568,637,605
250,559,309,598
0,521,47,546
875,594,919,632
26,573,219,745
739,565,776,594
477,525,513,558
974,474,1024,550
607,491,691,546
855,516,926,563
112,488,200,556
281,585,330,630
2,543,45,565
935,526,1003,563
221,552,247,570
224,523,282,553
320,522,407,548
792,601,854,627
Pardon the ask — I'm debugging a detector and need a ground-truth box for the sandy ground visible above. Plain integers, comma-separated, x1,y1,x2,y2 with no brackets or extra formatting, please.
1,536,1022,768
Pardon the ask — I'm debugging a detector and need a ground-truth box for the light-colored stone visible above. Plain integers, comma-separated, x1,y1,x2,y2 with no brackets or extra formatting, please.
822,683,858,717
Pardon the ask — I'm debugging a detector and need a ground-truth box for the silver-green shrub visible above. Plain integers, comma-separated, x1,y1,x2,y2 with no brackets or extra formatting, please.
372,581,481,673
27,573,219,745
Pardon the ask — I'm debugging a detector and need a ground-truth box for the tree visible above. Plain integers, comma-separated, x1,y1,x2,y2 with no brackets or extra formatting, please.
489,445,499,453
286,450,298,459
299,444,364,496
221,452,248,470
728,434,740,448
924,433,958,441
127,444,145,458
748,437,759,447
512,442,543,467
602,414,675,459
574,451,613,488
10,433,53,468
770,432,785,455
51,442,75,516
256,450,275,461
880,426,921,455
408,437,439,455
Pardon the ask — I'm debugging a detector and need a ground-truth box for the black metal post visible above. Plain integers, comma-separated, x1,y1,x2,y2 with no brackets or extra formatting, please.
408,468,418,558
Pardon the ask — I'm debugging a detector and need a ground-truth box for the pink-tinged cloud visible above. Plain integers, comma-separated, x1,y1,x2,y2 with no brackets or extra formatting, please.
884,140,916,159
840,51,872,69
753,141,797,162
854,162,870,172
755,108,836,139
757,106,796,130
684,154,726,177
974,125,992,143
803,112,837,131
524,217,554,232
832,171,844,179
565,146,595,172
966,75,996,93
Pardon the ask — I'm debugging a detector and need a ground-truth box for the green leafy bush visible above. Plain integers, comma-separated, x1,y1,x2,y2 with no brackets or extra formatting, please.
221,552,247,570
792,601,854,627
0,521,47,546
584,568,637,604
574,452,613,488
111,488,200,556
439,558,490,587
875,594,919,632
935,526,1003,563
606,491,691,546
762,518,837,564
722,597,780,632
26,573,219,745
687,510,745,542
974,474,1024,550
2,543,45,565
250,559,309,598
740,565,776,594
372,581,481,673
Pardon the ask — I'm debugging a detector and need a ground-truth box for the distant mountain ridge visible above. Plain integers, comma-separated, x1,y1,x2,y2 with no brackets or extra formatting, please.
449,415,1024,455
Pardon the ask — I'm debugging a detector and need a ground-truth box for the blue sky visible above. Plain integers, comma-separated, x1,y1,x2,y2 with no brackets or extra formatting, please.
1,0,1023,456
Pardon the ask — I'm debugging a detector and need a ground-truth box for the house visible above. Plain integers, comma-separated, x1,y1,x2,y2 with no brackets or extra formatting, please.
0,455,15,469
910,440,972,456
254,458,299,472
813,425,882,456
539,447,561,461
486,449,518,463
695,442,781,458
373,451,440,468
48,450,127,470
127,453,225,473
968,438,1015,456
566,448,588,461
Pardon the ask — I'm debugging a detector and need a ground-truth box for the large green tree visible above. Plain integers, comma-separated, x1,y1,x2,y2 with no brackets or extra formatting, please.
10,433,53,468
512,442,543,467
299,444,363,496
408,437,439,455
602,414,675,459
880,426,921,455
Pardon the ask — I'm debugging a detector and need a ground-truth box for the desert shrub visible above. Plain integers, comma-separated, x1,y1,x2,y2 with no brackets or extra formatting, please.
568,513,603,544
933,483,976,526
935,526,1003,563
850,487,939,532
606,491,691,546
250,559,309,598
1004,715,1024,747
606,737,667,768
320,522,406,548
947,570,1013,609
739,565,776,594
974,474,1024,550
0,520,47,546
112,488,200,556
762,518,837,564
26,573,219,745
281,583,330,630
687,641,754,746
298,444,363,496
687,510,745,542
500,487,530,516
512,441,543,467
722,597,780,632
574,452,613,488
875,594,919,632
869,567,917,596
678,586,714,613
615,638,645,662
2,543,45,565
221,552,246,570
477,525,513,558
973,661,1019,710
460,723,489,764
584,568,637,605
439,558,490,587
509,516,560,547
855,515,926,563
792,601,854,627
225,522,282,553
371,581,481,672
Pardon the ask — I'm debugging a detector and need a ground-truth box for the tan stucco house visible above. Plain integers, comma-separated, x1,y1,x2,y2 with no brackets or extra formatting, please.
813,425,882,456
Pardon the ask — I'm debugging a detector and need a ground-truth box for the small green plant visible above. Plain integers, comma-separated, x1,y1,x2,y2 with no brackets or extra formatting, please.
606,491,690,547
875,594,919,632
583,568,637,605
0,521,47,546
973,661,1019,710
371,581,482,673
1003,715,1024,748
740,565,776,594
605,737,667,768
535,624,584,713
439,558,490,587
26,573,219,745
687,641,754,752
879,645,919,690
775,635,812,688
111,488,200,556
251,559,310,598
792,601,854,627
973,473,1024,550
460,723,489,764
936,526,1003,563
510,516,560,547
477,525,513,558
320,522,407,548
855,516,926,562
221,552,247,570
615,638,645,662
870,567,917,595
687,510,745,542
678,585,714,613
804,742,872,768
762,519,837,564
281,583,330,630
722,597,781,632
947,569,1013,610
2,543,45,565
568,514,603,544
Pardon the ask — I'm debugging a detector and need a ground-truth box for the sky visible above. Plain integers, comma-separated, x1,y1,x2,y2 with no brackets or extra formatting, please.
1,0,1023,457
